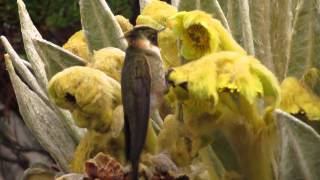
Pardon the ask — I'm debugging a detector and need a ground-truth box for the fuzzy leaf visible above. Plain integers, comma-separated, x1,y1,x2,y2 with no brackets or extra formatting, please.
274,109,320,180
225,1,243,46
79,0,127,52
4,55,76,171
17,0,48,89
199,146,226,180
238,0,255,55
177,0,199,11
270,0,292,81
249,0,274,72
200,0,231,32
1,36,47,101
171,0,180,7
32,38,86,80
287,0,320,78
139,0,151,12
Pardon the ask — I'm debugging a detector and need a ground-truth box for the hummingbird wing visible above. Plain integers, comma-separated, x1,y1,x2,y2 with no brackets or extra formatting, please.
121,52,151,179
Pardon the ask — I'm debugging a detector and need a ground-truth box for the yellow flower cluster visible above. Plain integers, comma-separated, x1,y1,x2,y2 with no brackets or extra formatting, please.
172,11,246,61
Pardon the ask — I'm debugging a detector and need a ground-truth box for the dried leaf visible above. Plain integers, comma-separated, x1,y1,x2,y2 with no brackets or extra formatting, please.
79,0,127,52
85,153,124,180
17,0,48,89
4,55,76,171
287,0,320,78
274,110,320,180
32,38,86,80
1,36,47,101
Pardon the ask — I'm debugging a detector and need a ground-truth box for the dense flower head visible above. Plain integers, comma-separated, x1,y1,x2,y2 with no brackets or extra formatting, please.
89,47,125,82
48,66,121,132
136,0,180,68
63,30,90,61
280,77,320,121
171,10,246,61
115,15,133,33
136,0,177,29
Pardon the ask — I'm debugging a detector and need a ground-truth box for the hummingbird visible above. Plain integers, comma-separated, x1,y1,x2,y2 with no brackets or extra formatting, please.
121,25,166,180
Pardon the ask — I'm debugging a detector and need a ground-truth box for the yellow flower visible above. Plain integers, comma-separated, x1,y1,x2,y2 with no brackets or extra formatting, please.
115,15,133,33
167,51,279,179
48,66,121,132
63,30,90,61
280,77,320,121
70,130,125,172
171,11,246,61
136,0,180,68
136,0,177,29
88,47,125,82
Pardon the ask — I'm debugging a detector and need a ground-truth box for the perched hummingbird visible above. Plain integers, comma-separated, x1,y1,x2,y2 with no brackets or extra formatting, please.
121,25,166,180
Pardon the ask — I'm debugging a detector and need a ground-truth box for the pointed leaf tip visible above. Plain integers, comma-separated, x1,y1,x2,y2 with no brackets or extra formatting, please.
79,0,127,52
17,0,48,89
32,38,86,80
4,54,76,171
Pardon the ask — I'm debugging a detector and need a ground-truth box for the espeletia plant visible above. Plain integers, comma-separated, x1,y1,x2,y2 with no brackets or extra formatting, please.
1,0,320,180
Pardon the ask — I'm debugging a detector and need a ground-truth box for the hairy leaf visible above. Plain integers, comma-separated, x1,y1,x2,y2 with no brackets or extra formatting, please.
287,0,320,78
139,0,151,12
225,1,243,46
17,0,48,89
33,38,86,80
4,55,76,172
200,0,231,32
177,0,199,11
199,146,226,180
79,0,127,52
1,36,47,101
238,0,255,55
249,0,274,72
275,110,320,180
270,0,293,81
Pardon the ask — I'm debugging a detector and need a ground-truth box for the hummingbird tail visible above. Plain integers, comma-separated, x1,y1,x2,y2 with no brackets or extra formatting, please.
131,160,139,180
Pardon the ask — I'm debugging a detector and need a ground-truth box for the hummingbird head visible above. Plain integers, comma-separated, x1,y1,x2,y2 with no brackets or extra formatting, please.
124,25,164,48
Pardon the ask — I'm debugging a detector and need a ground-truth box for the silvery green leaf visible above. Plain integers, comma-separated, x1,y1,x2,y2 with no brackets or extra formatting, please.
4,55,76,172
211,130,240,172
274,110,320,180
270,0,292,81
177,0,199,11
32,38,86,80
225,1,243,46
79,0,127,52
139,0,151,12
17,0,48,89
199,146,226,179
1,36,47,101
171,0,180,7
287,0,320,78
238,0,255,55
249,0,274,72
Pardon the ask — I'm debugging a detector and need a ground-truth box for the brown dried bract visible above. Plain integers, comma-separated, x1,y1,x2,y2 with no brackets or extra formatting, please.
85,153,124,180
